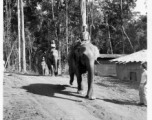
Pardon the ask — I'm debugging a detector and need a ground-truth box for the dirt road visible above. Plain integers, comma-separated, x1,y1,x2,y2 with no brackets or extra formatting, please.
3,73,146,120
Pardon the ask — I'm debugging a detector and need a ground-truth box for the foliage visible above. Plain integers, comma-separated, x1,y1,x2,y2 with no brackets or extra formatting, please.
3,0,147,72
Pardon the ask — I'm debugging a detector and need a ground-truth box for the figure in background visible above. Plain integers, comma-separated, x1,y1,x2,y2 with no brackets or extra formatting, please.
138,62,147,106
41,57,47,75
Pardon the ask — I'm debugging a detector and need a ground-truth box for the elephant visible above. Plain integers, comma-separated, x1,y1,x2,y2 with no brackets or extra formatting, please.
45,48,59,76
68,42,99,100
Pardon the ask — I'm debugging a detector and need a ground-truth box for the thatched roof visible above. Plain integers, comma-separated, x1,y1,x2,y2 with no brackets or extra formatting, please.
98,54,125,59
110,50,147,64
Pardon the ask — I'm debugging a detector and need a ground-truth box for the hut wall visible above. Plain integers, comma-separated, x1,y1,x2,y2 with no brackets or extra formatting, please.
116,62,142,82
95,58,116,76
95,63,116,76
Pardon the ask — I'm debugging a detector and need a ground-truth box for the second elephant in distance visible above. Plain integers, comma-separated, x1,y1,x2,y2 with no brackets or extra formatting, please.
68,42,99,100
45,49,59,76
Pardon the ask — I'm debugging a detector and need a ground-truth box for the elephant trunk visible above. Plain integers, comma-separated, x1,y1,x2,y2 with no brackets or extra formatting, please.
86,60,95,99
53,57,58,76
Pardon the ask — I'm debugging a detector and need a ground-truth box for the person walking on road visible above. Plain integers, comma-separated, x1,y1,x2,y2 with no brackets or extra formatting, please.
138,62,147,106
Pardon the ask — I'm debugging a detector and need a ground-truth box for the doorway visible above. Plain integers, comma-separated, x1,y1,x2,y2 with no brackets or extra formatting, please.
130,72,137,81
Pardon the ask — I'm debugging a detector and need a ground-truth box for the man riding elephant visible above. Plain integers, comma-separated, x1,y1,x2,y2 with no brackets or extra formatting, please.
68,26,99,100
45,40,59,76
81,25,91,43
50,40,56,49
74,25,91,64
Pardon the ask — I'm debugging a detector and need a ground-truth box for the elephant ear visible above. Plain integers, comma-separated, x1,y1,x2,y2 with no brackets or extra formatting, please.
93,45,100,60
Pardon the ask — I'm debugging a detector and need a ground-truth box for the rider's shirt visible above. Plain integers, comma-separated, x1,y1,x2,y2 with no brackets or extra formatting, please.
82,31,91,42
51,43,56,48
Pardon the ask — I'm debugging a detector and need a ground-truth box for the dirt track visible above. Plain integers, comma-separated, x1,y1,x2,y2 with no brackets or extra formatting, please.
3,73,146,120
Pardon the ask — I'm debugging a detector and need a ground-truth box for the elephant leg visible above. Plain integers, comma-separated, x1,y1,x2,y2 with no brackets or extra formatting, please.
42,69,44,75
69,71,74,85
86,60,96,100
50,65,54,76
77,71,85,95
44,69,46,75
42,66,45,75
53,64,58,76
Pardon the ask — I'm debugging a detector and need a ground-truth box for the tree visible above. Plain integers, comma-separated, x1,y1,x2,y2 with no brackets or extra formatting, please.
17,0,21,71
3,0,147,73
21,0,26,73
66,0,68,56
80,0,87,27
17,0,26,73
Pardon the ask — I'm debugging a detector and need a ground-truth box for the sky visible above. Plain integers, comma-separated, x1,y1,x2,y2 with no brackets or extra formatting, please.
134,0,147,15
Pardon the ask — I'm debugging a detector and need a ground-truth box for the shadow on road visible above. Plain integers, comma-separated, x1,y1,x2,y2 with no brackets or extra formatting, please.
15,73,42,76
95,83,112,87
101,98,138,106
22,84,84,102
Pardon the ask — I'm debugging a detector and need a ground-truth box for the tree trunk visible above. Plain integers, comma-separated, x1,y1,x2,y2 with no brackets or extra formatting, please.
17,0,21,71
90,2,93,39
66,0,68,56
21,0,26,73
4,42,16,69
5,0,12,69
51,0,62,74
106,15,113,54
81,0,87,27
120,0,134,53
120,0,124,54
122,26,134,52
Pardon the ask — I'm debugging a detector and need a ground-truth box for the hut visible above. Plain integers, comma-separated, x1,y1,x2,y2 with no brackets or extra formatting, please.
110,50,147,82
95,54,124,76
